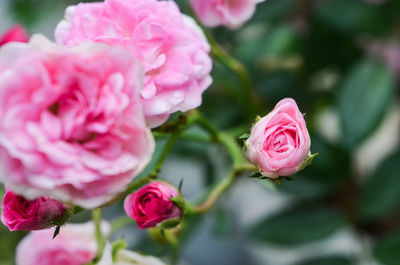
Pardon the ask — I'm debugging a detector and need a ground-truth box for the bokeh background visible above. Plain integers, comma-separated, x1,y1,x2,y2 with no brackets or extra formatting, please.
1,0,400,264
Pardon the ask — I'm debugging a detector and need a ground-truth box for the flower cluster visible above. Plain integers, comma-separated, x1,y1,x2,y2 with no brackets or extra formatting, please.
55,0,212,128
0,35,154,208
0,0,315,264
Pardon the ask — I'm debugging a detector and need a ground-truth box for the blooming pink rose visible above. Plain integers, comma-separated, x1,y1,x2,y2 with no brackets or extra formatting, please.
0,35,154,208
124,182,181,229
55,0,213,128
16,221,110,265
189,0,264,29
1,189,66,231
0,25,29,46
246,98,311,178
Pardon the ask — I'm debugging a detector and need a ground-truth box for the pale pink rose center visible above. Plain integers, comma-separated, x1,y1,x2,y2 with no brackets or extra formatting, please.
37,69,127,151
264,125,298,154
47,89,99,143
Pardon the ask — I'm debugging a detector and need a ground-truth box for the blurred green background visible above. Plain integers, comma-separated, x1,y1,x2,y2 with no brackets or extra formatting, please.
1,0,400,264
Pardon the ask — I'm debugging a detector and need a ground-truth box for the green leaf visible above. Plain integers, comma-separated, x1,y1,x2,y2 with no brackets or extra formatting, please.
237,26,299,66
295,256,354,265
9,0,60,29
374,231,400,265
338,59,393,149
360,151,400,221
315,0,392,36
213,208,233,237
252,0,296,23
238,133,250,140
248,204,346,246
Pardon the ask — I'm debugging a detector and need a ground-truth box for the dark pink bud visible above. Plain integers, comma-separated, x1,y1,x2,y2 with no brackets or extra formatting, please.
124,182,181,229
1,190,66,231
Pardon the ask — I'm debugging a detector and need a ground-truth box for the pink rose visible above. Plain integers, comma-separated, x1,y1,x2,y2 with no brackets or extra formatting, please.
124,182,181,229
16,221,110,265
1,189,66,231
0,25,29,46
55,0,213,128
0,35,154,208
246,98,311,178
189,0,264,29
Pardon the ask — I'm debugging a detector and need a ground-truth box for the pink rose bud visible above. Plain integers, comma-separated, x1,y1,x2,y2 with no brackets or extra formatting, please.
0,25,29,46
189,0,265,29
55,0,212,128
124,182,181,229
1,190,66,231
246,98,312,179
16,221,110,265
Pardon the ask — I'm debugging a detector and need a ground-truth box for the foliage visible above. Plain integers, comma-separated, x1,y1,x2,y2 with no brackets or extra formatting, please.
1,0,400,264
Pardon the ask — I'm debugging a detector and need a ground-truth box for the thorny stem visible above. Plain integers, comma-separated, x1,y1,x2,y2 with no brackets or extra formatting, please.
73,110,255,218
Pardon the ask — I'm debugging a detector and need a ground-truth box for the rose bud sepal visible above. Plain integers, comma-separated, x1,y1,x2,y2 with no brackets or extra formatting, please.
170,195,193,217
297,152,319,172
157,217,182,230
249,152,319,184
148,227,179,245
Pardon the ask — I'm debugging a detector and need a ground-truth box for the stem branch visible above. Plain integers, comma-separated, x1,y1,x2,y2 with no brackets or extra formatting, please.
93,208,105,261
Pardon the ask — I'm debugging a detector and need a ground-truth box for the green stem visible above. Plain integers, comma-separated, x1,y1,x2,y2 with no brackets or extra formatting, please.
153,131,212,143
100,112,201,208
204,31,262,115
127,111,200,192
192,170,236,214
195,112,245,168
187,113,257,214
192,162,256,214
93,208,105,261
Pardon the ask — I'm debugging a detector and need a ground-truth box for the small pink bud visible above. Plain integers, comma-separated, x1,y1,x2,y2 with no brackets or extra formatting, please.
0,25,29,46
246,98,312,179
1,190,66,231
124,182,181,229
